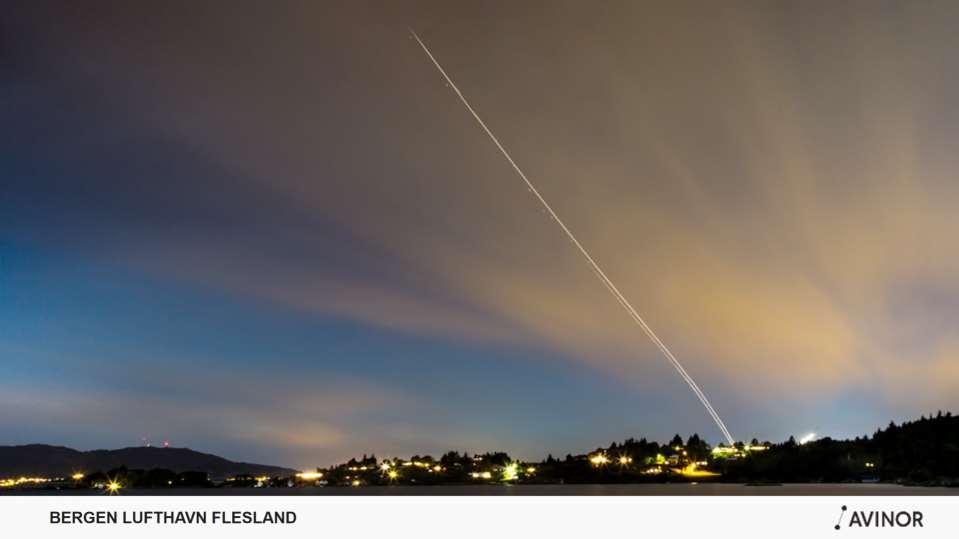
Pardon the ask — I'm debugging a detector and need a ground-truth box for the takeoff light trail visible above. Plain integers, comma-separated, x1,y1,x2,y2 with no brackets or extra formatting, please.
410,29,736,445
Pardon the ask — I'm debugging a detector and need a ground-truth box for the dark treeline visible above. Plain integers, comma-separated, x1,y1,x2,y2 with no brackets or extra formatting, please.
721,412,959,484
529,433,711,485
317,413,958,487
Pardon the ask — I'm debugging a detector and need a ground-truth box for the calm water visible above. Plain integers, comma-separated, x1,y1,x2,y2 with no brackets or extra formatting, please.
6,484,957,496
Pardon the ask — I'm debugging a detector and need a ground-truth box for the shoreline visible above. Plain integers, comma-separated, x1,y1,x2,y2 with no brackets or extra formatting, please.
4,483,957,496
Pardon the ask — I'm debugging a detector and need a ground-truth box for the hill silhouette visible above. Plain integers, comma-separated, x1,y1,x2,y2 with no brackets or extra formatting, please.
0,444,295,478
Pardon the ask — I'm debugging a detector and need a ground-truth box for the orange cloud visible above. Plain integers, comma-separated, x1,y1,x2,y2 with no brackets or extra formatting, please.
16,1,959,423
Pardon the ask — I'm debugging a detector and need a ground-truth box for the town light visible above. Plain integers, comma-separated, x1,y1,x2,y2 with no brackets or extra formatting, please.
0,477,52,488
296,471,323,480
502,463,519,481
711,446,738,457
71,473,85,481
106,481,121,494
589,453,609,466
679,463,720,478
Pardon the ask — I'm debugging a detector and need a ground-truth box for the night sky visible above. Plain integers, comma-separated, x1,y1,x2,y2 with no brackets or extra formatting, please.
3,1,959,468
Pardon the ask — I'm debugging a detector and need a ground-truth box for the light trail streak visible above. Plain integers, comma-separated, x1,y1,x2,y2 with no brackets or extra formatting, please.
409,29,735,445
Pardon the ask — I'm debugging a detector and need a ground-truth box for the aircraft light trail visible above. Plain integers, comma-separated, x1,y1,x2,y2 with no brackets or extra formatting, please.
409,29,736,445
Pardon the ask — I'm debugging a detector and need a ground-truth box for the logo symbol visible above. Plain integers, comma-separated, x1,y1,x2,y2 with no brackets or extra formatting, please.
835,505,847,530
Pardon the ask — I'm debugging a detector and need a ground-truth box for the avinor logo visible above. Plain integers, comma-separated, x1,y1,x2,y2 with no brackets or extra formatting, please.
835,505,924,529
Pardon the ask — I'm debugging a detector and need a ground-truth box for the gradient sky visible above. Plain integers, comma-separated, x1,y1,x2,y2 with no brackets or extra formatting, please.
2,1,958,468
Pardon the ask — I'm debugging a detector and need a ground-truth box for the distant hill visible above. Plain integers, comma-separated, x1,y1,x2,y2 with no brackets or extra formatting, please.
0,445,296,478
